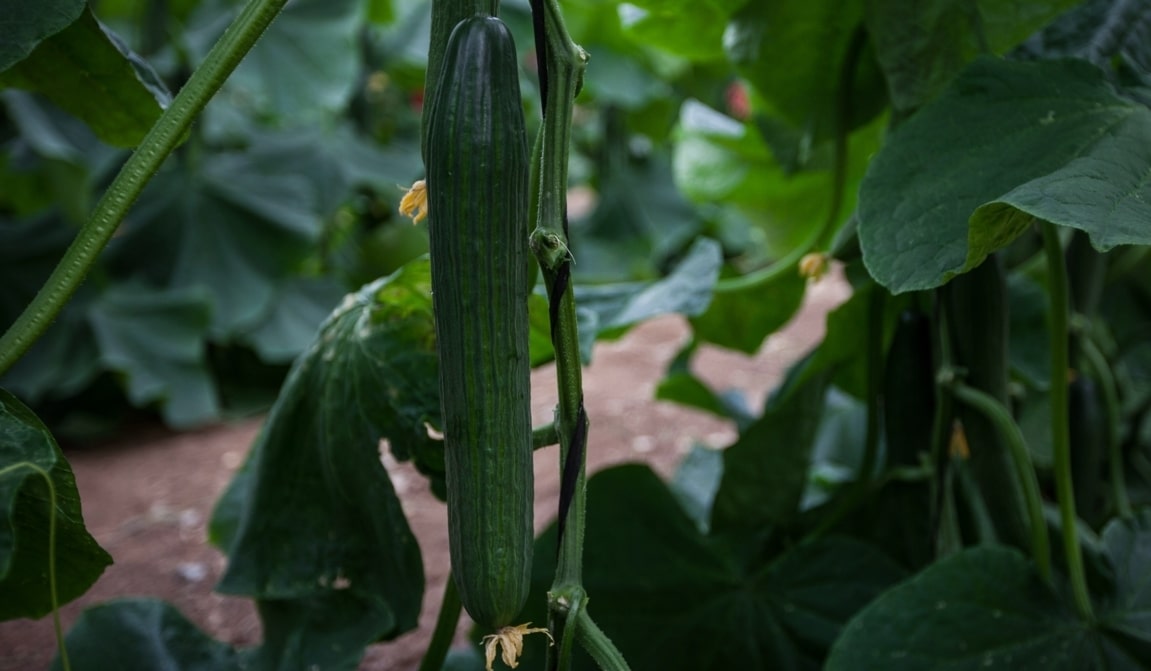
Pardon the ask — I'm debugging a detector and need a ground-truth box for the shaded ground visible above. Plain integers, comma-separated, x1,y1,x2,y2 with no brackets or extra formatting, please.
0,278,848,671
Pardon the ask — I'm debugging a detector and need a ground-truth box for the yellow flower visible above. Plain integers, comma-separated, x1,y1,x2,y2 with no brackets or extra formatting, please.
399,180,428,224
798,252,829,282
482,623,552,670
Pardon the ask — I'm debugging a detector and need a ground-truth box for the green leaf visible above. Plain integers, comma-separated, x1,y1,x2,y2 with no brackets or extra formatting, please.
669,443,724,534
724,0,886,139
520,465,905,670
0,8,168,147
238,276,345,364
710,369,832,535
110,140,325,336
1098,511,1151,658
866,0,1080,113
655,338,752,425
617,0,741,61
211,262,435,648
825,545,1143,670
572,237,723,361
689,269,807,354
1018,0,1151,79
0,389,111,620
49,598,243,671
0,0,84,72
1009,271,1052,390
190,0,368,131
87,283,218,429
859,57,1151,293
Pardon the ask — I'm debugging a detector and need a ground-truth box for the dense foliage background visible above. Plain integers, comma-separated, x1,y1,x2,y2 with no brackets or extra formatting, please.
4,0,1151,669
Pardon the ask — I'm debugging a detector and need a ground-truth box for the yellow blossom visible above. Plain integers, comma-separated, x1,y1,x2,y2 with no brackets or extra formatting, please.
798,252,829,281
399,180,428,224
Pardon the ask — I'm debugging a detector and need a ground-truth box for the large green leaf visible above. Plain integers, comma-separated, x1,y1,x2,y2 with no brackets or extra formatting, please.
724,0,886,140
518,465,905,670
188,0,367,133
710,369,832,536
1018,0,1151,79
826,544,1151,670
0,8,169,147
109,141,324,336
210,261,436,650
50,599,244,671
0,389,111,620
87,283,218,429
866,0,1079,113
1098,511,1151,659
617,0,743,61
571,237,723,361
859,57,1151,294
0,0,84,72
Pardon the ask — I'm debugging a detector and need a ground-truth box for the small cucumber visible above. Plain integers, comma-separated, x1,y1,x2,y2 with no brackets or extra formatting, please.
426,14,532,629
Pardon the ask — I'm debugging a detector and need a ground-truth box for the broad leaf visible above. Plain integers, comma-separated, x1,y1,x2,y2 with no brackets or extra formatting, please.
867,0,1080,113
617,0,741,60
238,276,345,364
1019,0,1151,79
0,389,111,620
0,0,84,72
50,599,244,671
188,0,368,134
1098,511,1151,659
710,369,832,535
110,140,325,336
689,269,807,354
859,57,1151,293
519,465,905,670
211,261,436,649
724,0,886,140
87,283,218,429
572,237,722,361
0,8,169,147
826,545,1148,670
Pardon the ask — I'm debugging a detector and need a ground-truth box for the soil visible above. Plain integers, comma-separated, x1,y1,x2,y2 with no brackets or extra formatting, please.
0,278,848,671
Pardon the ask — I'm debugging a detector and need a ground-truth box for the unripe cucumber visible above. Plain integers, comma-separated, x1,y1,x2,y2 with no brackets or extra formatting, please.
426,15,532,629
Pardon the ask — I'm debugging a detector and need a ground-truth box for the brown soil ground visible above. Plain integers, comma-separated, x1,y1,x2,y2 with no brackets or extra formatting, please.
0,278,848,671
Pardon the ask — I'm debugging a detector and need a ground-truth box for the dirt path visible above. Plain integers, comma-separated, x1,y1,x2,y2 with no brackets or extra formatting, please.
0,279,847,670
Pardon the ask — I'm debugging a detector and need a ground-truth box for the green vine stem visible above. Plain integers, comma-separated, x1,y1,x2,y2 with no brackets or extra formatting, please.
526,0,627,668
575,609,629,671
1041,222,1094,621
0,463,66,671
0,0,290,377
417,579,462,671
1079,336,1132,518
950,383,1052,583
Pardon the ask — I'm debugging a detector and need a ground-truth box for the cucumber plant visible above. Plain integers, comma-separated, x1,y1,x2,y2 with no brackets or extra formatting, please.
4,1,1151,671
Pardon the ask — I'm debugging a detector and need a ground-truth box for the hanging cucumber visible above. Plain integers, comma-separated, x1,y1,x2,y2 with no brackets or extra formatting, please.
943,255,1030,550
883,308,935,469
426,14,533,629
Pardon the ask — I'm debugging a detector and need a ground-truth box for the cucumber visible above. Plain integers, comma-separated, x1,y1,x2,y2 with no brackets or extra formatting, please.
426,14,532,629
943,255,1030,550
421,1,476,162
883,308,935,469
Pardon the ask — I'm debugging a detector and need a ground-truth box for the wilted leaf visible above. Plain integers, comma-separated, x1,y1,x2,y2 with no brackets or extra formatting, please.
210,261,438,649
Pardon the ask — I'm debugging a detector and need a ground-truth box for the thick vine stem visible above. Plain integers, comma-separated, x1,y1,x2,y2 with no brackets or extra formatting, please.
575,608,631,671
1041,222,1094,621
950,383,1052,583
417,579,462,671
0,0,289,376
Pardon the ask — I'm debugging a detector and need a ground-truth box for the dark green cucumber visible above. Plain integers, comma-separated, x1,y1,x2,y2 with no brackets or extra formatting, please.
426,15,532,630
943,254,1030,550
421,1,477,162
883,308,935,469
